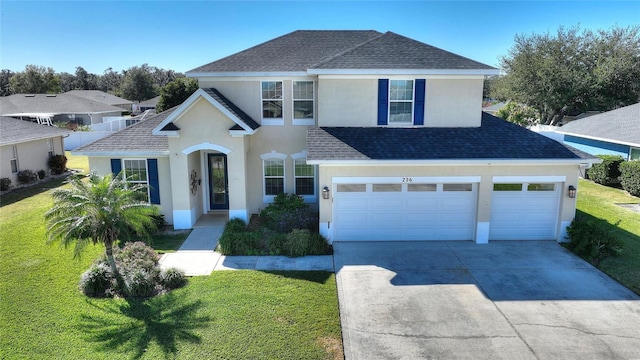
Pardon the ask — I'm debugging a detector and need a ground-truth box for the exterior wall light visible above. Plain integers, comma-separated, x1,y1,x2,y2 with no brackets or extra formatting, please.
322,186,330,200
568,185,576,198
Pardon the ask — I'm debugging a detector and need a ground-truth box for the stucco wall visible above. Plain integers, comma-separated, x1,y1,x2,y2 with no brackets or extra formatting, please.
0,136,64,185
425,78,483,127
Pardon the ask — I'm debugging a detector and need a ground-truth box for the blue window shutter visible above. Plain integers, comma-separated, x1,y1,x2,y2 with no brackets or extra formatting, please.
110,159,122,176
414,79,425,125
377,79,389,125
147,159,160,205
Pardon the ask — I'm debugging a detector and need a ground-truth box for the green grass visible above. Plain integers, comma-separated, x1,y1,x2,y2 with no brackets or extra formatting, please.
576,178,640,294
65,150,89,174
0,154,342,360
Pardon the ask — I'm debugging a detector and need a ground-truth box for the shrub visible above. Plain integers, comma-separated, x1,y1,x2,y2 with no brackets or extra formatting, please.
260,193,306,218
587,155,624,186
160,267,187,289
79,263,113,297
620,161,640,197
283,229,330,257
218,219,263,255
116,241,159,273
17,170,38,184
48,154,67,175
37,169,46,179
0,178,11,191
124,268,157,297
565,215,623,263
266,233,287,255
270,207,319,233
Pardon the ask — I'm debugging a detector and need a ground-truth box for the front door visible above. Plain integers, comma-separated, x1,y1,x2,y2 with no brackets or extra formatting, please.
208,154,229,210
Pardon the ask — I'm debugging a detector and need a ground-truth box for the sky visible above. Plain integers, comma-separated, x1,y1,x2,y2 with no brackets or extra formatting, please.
1,1,639,75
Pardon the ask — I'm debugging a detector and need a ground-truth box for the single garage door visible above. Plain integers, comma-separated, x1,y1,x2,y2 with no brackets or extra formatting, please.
490,182,560,240
333,180,477,241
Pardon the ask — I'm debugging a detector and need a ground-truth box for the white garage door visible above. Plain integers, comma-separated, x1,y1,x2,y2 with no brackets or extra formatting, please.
333,180,477,241
490,182,560,240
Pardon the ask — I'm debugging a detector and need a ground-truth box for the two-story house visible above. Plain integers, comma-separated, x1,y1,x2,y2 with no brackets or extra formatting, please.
75,30,597,243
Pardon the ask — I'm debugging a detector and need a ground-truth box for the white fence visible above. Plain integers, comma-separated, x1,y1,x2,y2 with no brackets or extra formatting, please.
64,116,140,150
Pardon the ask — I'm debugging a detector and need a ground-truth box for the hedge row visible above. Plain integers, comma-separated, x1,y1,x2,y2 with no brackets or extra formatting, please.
587,155,639,197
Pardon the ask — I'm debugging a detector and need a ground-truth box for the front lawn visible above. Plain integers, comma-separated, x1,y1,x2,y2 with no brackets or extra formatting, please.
0,155,342,359
576,178,640,294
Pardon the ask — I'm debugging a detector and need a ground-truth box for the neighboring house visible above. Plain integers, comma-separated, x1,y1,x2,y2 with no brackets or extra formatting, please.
0,93,123,125
136,96,160,112
74,30,598,243
557,103,640,161
0,116,69,185
66,90,134,112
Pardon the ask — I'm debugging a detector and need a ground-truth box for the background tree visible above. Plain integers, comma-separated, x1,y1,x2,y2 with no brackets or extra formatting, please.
44,173,158,291
119,64,157,102
156,77,199,112
0,69,14,96
99,67,123,94
9,65,61,94
495,102,538,127
493,25,640,125
73,66,99,90
58,72,76,92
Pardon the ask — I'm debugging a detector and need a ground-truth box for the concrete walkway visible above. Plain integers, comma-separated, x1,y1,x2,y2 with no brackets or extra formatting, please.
159,214,333,275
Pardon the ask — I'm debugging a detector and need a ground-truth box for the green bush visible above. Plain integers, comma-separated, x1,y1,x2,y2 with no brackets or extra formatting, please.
160,268,187,289
218,219,262,255
79,263,114,297
260,193,318,233
565,215,623,263
587,155,624,186
283,229,330,257
48,154,67,175
0,178,11,191
17,170,38,184
266,233,287,255
37,169,46,179
124,269,158,297
620,161,640,197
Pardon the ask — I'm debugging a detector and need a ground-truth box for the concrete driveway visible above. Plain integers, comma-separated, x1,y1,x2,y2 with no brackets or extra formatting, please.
334,241,640,360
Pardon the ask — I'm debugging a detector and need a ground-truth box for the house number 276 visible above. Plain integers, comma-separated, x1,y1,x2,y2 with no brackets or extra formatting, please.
402,177,413,183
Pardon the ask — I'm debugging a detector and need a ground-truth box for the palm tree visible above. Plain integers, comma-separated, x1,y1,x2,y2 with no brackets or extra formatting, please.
44,173,158,290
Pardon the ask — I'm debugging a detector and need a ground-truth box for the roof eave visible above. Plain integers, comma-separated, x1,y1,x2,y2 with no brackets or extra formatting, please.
307,158,598,166
557,131,640,148
187,71,309,78
307,69,500,76
71,150,170,157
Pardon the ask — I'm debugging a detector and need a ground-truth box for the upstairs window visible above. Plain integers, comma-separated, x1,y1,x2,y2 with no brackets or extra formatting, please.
261,81,283,119
293,81,314,125
389,80,414,124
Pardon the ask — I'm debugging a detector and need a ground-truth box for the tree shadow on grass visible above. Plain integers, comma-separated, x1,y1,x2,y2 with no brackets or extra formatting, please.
79,292,211,359
264,270,334,284
0,176,68,207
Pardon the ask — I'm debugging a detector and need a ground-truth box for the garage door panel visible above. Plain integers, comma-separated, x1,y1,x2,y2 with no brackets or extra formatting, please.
490,184,560,241
333,181,477,241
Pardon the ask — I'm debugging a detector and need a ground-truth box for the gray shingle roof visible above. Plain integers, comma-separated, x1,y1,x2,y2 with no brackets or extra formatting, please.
307,113,592,161
75,108,175,154
557,103,640,146
311,32,496,70
65,90,133,106
188,30,495,74
0,116,70,146
0,94,124,115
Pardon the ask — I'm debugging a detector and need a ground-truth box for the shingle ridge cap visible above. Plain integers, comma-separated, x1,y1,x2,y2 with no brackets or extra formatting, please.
308,30,387,69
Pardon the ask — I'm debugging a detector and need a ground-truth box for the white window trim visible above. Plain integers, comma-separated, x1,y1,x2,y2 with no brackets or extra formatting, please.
292,80,315,126
122,159,151,203
293,157,317,203
48,139,54,158
261,152,287,203
261,80,284,126
10,145,18,173
388,80,414,125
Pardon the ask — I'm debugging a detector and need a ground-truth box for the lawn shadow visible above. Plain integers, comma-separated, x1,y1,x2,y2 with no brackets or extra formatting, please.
0,176,68,207
264,270,334,284
79,291,211,359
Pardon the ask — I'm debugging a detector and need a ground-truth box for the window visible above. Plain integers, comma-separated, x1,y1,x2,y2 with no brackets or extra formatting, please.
408,183,437,192
47,139,54,159
293,81,314,125
10,145,18,173
389,80,414,124
373,184,401,192
527,183,555,191
123,159,150,201
294,159,315,197
443,183,473,191
493,183,523,191
263,159,284,196
630,147,640,160
337,184,366,192
261,81,283,120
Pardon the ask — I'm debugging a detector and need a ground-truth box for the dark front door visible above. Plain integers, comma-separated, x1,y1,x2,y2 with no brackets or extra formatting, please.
208,154,229,210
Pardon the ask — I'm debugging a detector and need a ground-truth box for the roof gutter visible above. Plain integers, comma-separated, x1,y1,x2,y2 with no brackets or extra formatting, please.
71,150,170,157
306,158,601,166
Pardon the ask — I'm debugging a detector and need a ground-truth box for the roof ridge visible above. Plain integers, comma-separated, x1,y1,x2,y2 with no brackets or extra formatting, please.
309,31,387,69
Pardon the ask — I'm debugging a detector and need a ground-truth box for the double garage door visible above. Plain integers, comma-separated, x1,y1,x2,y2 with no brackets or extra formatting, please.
332,178,478,241
332,177,561,241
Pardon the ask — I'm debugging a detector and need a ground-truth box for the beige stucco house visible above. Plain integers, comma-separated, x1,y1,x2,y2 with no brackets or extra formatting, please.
75,30,598,243
0,117,69,186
